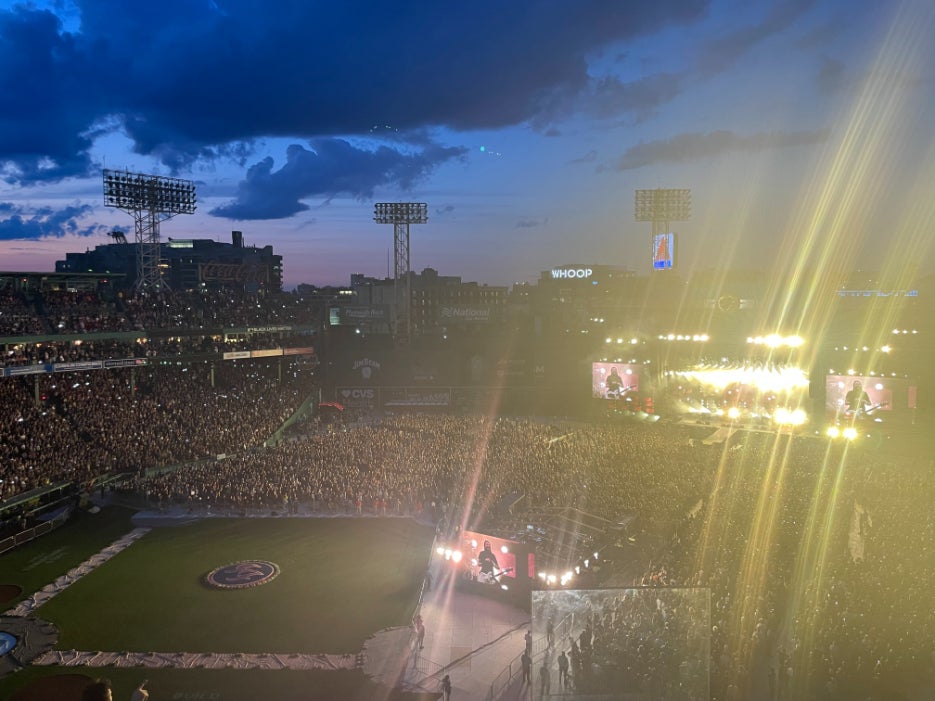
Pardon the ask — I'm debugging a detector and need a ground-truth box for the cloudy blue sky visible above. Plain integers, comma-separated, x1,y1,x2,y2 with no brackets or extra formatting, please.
1,0,934,288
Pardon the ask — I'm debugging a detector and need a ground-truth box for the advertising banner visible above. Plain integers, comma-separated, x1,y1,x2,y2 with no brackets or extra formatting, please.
336,386,378,408
53,361,103,372
4,365,47,376
383,388,451,407
222,351,251,360
250,349,283,358
103,358,148,368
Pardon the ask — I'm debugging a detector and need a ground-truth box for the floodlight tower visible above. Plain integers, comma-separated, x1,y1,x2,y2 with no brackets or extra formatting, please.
103,169,197,291
635,188,691,269
373,202,428,343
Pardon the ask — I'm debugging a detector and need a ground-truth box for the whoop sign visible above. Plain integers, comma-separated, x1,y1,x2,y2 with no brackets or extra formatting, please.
551,267,593,279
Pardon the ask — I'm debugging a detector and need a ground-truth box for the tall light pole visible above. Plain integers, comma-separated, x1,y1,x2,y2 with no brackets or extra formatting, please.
635,189,691,270
103,169,197,292
373,202,428,344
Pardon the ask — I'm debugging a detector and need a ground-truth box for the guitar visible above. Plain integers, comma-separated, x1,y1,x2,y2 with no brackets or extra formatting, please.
477,567,514,584
606,385,635,400
844,401,888,419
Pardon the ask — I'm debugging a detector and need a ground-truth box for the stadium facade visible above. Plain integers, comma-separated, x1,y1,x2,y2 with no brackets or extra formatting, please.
55,231,283,293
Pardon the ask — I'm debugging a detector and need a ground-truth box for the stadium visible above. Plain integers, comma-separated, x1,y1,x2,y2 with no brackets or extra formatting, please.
1,248,934,701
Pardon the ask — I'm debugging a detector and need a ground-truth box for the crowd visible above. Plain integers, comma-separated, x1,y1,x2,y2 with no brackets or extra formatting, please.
121,413,933,701
2,361,932,701
0,363,314,501
1,331,312,368
0,288,321,338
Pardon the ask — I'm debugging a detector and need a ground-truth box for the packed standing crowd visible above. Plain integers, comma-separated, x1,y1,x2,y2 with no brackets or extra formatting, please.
124,414,934,701
0,363,314,501
2,277,932,701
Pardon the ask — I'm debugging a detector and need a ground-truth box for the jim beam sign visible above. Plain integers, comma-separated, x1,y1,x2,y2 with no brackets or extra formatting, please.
352,357,381,381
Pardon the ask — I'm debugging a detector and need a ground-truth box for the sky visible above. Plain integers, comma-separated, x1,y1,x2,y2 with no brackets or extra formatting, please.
1,0,934,289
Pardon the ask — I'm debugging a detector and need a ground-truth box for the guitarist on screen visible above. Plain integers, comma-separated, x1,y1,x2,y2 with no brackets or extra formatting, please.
477,540,500,577
845,380,873,416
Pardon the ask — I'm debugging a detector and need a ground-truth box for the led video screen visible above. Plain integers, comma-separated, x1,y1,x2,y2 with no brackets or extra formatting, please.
592,362,641,400
458,530,535,597
653,232,676,270
825,374,918,416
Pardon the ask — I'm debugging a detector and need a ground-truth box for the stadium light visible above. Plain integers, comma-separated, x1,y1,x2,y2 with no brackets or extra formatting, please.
103,169,196,291
373,203,428,344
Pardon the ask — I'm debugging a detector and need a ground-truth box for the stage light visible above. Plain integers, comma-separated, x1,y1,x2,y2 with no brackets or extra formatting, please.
444,548,452,560
452,550,463,563
471,539,477,548
843,427,858,440
727,407,741,420
826,426,841,438
500,545,509,554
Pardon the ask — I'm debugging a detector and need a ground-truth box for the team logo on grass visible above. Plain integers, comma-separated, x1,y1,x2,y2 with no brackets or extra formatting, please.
204,560,280,589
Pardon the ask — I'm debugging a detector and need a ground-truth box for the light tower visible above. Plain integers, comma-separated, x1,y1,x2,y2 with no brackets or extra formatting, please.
373,202,428,343
635,189,691,270
103,169,197,291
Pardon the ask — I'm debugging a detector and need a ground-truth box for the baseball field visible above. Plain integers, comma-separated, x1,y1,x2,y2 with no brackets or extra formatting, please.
0,507,437,701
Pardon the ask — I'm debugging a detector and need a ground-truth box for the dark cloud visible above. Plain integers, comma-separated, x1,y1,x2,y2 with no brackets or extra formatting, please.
585,73,685,121
435,205,455,216
0,202,104,240
211,138,467,220
0,0,708,183
697,0,817,75
816,56,846,94
570,150,599,164
615,129,829,170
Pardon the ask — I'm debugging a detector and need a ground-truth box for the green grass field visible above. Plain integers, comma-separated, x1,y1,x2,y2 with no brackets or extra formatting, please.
0,510,436,701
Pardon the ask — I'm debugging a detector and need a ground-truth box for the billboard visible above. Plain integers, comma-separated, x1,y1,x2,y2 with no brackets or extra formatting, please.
591,362,641,400
329,306,389,326
652,232,677,270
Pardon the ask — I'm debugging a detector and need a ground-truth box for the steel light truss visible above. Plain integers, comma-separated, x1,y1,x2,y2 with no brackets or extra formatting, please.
103,169,197,291
634,188,691,224
373,203,428,343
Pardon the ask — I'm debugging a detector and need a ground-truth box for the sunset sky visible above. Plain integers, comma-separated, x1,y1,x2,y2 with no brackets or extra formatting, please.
1,0,934,288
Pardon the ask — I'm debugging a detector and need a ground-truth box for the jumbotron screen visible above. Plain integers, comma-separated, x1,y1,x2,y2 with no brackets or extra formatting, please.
825,374,916,417
653,232,676,270
592,362,641,400
458,530,535,596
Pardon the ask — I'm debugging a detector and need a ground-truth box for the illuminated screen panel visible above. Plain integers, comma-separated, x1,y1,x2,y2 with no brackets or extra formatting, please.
457,530,535,598
825,374,916,416
533,588,710,697
592,362,641,400
652,232,676,270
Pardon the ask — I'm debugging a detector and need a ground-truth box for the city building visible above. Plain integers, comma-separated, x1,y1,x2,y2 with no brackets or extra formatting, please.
55,231,283,293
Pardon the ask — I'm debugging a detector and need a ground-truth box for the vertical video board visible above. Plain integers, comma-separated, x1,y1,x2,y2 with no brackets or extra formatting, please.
653,232,677,270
